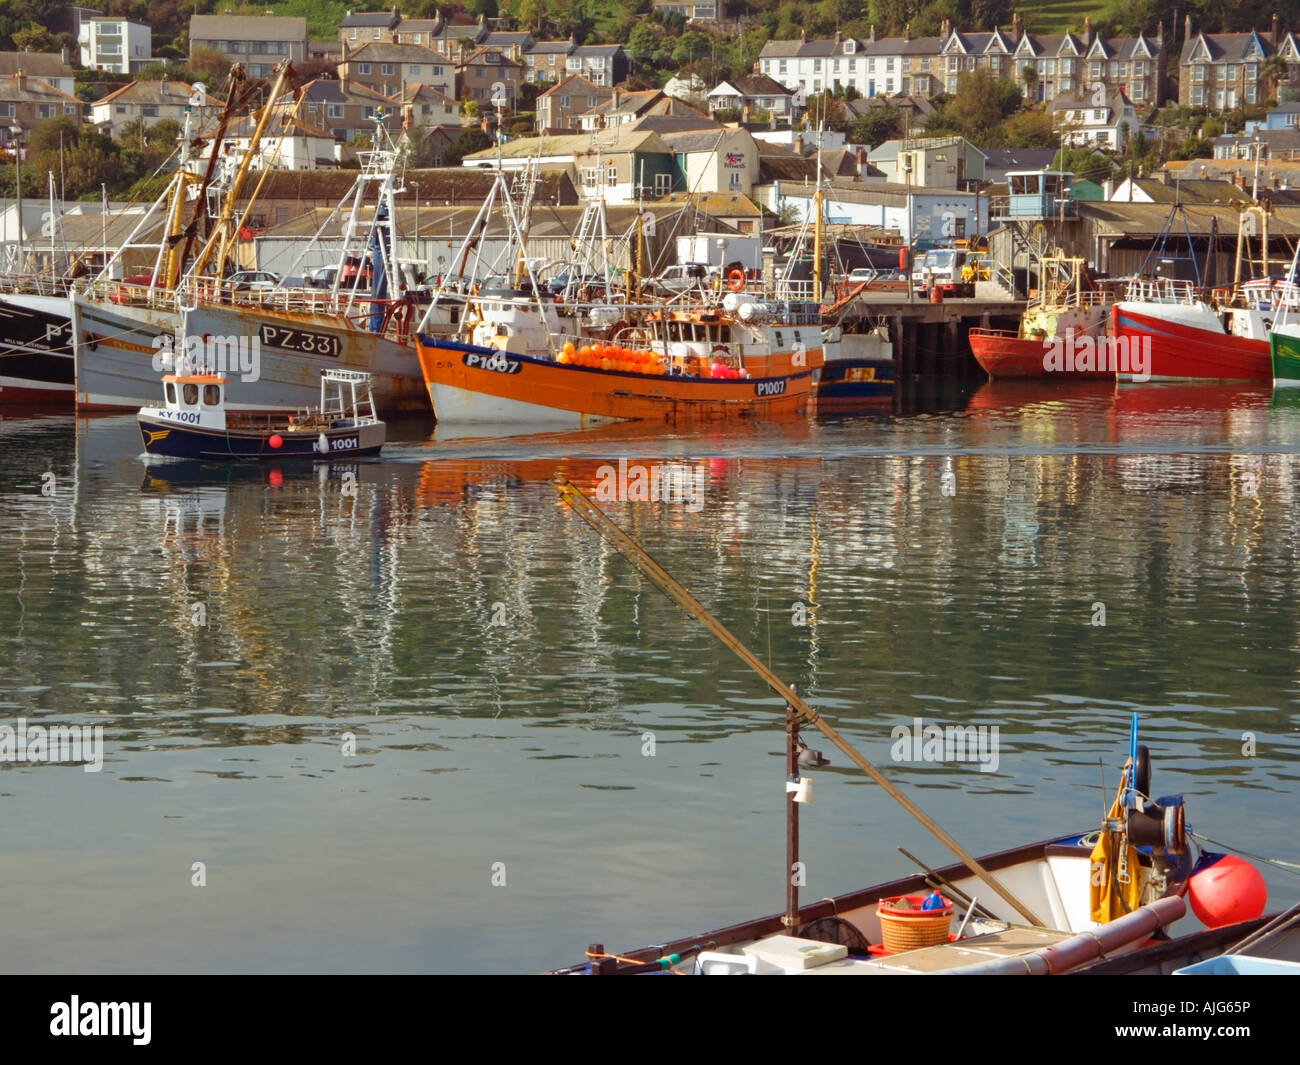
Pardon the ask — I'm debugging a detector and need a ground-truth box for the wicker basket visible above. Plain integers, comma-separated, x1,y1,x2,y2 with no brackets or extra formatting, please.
877,894,954,953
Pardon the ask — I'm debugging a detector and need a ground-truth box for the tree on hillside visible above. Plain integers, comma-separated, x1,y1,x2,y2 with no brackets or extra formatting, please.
1263,53,1291,103
849,105,903,146
927,69,1021,144
12,24,58,51
442,127,493,167
189,45,231,85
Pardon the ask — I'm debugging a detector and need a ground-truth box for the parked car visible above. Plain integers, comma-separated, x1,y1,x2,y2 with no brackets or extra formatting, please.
227,270,281,292
305,266,338,289
645,262,712,295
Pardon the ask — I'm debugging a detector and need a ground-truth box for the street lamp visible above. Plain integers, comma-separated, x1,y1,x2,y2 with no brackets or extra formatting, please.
9,123,23,272
903,153,913,302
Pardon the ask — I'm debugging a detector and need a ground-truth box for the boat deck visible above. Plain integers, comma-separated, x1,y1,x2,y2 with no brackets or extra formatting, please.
797,926,1074,975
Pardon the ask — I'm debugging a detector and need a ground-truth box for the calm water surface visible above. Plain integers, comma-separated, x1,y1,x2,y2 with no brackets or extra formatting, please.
2,381,1299,973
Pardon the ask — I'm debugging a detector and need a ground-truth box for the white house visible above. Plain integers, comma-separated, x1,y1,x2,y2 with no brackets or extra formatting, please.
1050,87,1139,149
772,179,988,248
661,128,759,196
706,75,798,122
79,17,152,75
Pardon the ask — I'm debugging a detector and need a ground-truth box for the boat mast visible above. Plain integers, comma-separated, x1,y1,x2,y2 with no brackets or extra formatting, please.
173,66,247,289
813,183,823,304
191,61,296,282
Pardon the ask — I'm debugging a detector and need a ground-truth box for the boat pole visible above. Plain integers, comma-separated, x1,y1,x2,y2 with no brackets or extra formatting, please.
553,477,1046,928
785,702,799,927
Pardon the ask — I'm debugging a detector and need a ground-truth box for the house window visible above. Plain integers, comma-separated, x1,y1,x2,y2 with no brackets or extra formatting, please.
948,56,959,72
381,63,394,76
432,66,443,76
1131,83,1144,101
1226,64,1238,79
362,106,375,119
728,171,741,189
358,63,371,74
1061,59,1074,74
654,172,671,195
965,56,976,70
1247,85,1258,103
778,60,787,75
328,104,343,119
607,164,617,185
582,166,599,187
372,28,381,39
885,58,895,72
116,105,126,114
65,105,77,115
560,95,570,108
350,28,357,40
410,65,420,76
1133,61,1146,76
1246,63,1258,80
142,106,158,117
413,33,421,44
1090,61,1102,79
1192,87,1204,105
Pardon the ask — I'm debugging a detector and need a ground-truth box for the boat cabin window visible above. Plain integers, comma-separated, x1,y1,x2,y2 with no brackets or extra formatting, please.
183,383,199,405
203,384,221,406
165,382,177,405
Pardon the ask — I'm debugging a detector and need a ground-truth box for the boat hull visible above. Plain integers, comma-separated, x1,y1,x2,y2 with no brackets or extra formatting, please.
1112,303,1271,382
138,413,384,460
0,292,75,404
968,327,1114,380
1270,328,1300,387
416,336,819,425
74,292,429,412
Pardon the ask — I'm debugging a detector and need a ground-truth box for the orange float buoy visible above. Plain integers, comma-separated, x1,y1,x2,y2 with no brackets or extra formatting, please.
269,434,283,449
1187,854,1267,927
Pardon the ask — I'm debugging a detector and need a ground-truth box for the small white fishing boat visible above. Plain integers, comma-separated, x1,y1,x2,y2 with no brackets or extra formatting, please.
138,368,385,461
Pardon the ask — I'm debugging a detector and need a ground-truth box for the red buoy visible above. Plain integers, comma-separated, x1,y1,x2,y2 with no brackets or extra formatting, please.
269,434,283,449
1187,854,1266,928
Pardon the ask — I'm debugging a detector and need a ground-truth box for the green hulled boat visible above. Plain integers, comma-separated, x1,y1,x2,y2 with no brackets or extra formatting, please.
1270,327,1300,387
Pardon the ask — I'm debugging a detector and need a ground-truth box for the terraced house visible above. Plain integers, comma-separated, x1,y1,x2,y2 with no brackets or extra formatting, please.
1006,18,1166,108
940,15,1167,107
1179,15,1300,109
0,72,83,130
757,28,946,99
189,14,308,78
338,41,455,100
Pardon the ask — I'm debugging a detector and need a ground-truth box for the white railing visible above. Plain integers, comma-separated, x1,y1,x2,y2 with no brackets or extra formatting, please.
1123,279,1199,305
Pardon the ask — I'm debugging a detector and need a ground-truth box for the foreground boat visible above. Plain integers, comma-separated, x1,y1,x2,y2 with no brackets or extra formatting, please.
138,368,384,460
546,479,1273,976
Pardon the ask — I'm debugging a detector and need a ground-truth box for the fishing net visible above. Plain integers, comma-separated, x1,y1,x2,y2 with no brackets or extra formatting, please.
793,916,873,956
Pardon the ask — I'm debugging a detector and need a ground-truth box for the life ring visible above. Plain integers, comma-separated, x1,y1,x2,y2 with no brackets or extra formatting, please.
727,268,746,292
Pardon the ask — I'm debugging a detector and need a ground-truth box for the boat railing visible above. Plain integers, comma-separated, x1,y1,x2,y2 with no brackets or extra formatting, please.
1123,278,1199,305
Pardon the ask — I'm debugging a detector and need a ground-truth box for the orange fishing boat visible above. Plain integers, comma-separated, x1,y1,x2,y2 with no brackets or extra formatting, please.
415,285,824,425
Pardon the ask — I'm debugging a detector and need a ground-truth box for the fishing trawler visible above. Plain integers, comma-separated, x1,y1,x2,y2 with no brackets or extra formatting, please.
73,67,445,413
968,255,1114,380
413,170,823,425
138,367,384,460
1112,204,1296,383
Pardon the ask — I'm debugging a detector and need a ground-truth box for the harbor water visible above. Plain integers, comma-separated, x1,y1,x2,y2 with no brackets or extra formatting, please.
1,380,1298,973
